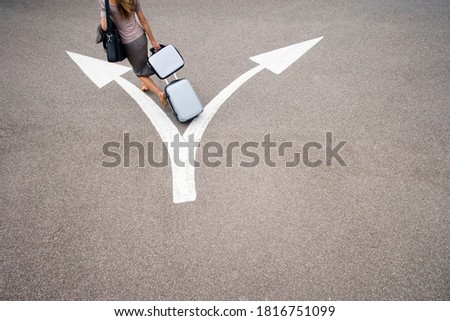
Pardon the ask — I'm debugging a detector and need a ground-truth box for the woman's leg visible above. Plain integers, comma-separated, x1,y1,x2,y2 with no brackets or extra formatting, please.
140,76,168,108
123,35,166,106
140,81,149,91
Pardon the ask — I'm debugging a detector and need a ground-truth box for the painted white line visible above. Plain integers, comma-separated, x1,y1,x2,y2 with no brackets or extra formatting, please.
67,36,323,204
66,52,131,88
110,77,195,203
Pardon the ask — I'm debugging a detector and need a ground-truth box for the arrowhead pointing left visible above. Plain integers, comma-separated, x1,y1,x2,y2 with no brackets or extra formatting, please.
66,51,131,88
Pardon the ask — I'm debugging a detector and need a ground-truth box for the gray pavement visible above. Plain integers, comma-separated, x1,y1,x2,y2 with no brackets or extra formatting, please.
1,0,449,300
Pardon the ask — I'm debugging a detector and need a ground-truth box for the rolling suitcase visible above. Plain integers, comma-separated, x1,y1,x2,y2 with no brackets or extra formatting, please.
148,45,203,123
165,78,203,123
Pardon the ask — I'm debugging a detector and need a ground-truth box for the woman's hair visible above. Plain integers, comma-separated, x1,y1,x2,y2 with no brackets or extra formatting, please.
115,0,135,20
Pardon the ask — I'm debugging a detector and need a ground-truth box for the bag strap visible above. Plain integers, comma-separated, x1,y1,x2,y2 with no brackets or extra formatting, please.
105,0,112,35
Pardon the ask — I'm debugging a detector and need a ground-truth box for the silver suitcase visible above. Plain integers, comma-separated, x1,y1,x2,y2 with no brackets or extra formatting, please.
165,78,203,123
148,45,203,122
148,45,184,79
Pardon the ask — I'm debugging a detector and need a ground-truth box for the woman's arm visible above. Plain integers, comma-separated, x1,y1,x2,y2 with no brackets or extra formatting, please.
99,0,107,31
136,9,161,51
101,17,107,31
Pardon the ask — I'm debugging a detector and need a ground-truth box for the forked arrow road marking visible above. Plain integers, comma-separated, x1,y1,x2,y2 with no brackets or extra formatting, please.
67,36,323,204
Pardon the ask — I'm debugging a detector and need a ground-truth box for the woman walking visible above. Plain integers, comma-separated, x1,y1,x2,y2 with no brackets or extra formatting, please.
99,0,167,107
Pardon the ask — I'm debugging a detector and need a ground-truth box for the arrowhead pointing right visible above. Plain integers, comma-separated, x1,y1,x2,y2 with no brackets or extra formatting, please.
67,51,131,88
250,36,323,74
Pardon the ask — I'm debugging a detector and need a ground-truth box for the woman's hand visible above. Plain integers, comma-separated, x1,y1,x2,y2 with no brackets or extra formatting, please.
151,40,161,52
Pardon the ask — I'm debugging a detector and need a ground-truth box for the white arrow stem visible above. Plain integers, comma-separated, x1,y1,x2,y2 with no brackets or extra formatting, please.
115,66,266,204
114,76,196,203
173,65,265,203
170,149,197,204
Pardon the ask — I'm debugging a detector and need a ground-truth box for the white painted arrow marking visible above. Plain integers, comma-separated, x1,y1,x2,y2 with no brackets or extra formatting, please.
250,37,323,74
66,52,131,88
67,36,323,204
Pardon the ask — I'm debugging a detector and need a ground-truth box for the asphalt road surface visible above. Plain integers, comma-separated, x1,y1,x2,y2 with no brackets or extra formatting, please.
1,0,449,300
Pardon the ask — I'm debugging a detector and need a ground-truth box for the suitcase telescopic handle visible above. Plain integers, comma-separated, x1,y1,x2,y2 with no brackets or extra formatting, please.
149,44,166,55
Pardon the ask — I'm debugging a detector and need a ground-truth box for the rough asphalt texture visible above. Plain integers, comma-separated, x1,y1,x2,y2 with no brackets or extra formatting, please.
1,0,449,300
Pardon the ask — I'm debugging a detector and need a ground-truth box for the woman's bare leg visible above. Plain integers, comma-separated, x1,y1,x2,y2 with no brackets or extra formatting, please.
139,76,167,108
140,81,149,91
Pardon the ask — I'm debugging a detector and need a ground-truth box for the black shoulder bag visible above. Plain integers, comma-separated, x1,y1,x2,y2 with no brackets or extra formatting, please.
105,0,126,62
